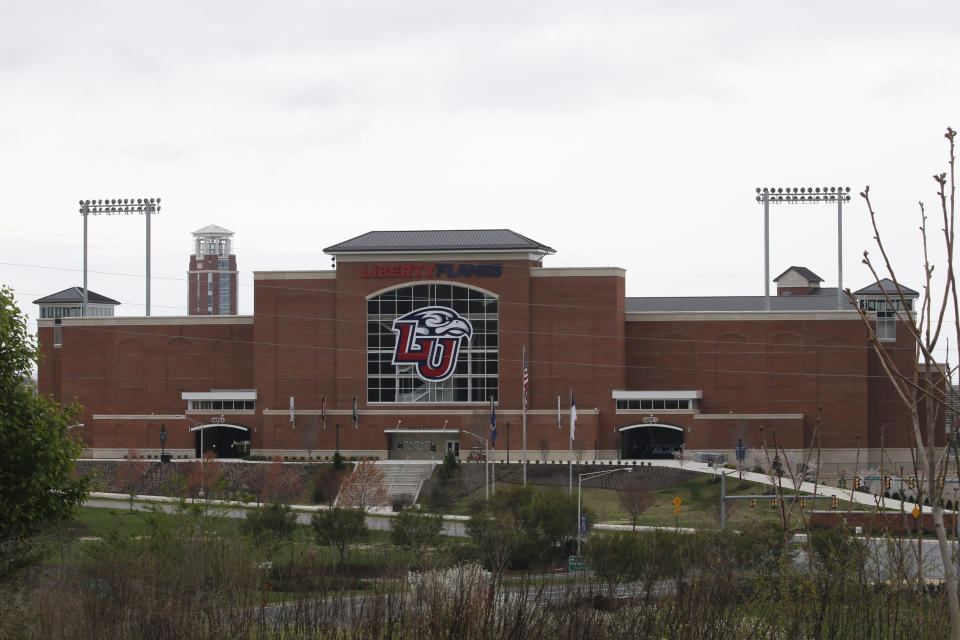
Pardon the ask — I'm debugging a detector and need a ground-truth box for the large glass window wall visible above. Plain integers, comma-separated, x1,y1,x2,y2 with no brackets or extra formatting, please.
367,283,498,403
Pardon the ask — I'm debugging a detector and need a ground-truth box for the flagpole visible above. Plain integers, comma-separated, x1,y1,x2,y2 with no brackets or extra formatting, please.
569,389,573,495
490,396,496,496
522,344,527,487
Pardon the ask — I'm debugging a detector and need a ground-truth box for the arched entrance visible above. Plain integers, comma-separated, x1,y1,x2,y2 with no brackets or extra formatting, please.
191,423,250,458
620,424,684,459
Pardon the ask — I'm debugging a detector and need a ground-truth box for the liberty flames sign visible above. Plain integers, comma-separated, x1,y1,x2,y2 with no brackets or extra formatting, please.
391,307,473,382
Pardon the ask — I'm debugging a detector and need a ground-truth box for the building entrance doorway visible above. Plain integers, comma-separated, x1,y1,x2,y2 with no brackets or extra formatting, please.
191,424,250,458
620,424,684,459
446,441,460,457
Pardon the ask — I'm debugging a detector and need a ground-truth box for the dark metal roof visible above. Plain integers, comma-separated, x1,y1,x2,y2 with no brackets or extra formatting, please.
773,266,824,283
626,288,855,312
324,229,555,254
854,278,919,297
32,287,120,305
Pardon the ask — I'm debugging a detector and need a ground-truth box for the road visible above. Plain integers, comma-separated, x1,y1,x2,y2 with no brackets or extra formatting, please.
83,498,468,537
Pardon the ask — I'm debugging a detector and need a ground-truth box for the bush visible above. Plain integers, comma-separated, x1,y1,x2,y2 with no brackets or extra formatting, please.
332,452,346,471
392,494,413,512
310,466,342,505
241,503,297,545
390,509,443,555
311,507,368,562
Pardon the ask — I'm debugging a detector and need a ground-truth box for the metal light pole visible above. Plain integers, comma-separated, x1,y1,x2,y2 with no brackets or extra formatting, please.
735,438,746,479
506,422,510,464
79,198,161,316
463,430,491,501
160,423,167,461
577,467,631,555
755,187,850,311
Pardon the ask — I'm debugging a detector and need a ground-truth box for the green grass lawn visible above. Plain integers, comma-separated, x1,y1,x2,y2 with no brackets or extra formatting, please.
450,474,873,529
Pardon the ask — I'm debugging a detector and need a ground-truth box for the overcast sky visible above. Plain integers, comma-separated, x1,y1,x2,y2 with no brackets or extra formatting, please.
3,1,959,330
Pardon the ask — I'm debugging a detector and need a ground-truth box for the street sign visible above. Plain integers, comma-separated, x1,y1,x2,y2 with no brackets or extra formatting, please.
674,507,681,515
569,555,587,572
912,505,921,518
672,496,682,507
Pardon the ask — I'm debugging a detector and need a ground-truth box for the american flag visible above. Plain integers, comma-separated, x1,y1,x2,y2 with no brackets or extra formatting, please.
522,347,529,410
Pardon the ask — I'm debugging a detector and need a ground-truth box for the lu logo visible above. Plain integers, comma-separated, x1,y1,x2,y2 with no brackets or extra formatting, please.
391,306,473,382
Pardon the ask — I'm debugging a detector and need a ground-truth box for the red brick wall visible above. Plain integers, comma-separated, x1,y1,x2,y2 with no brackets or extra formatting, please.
39,320,253,450
36,256,917,461
624,317,870,450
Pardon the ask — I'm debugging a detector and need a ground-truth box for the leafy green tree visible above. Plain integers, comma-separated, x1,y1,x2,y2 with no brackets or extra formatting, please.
390,508,443,555
0,285,89,575
311,507,368,562
242,503,298,546
468,486,580,570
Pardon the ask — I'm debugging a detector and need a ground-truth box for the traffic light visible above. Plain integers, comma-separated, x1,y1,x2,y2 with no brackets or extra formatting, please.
831,495,838,510
750,498,757,508
909,476,915,489
855,476,861,490
799,498,807,508
884,476,891,490
938,476,945,489
771,497,778,508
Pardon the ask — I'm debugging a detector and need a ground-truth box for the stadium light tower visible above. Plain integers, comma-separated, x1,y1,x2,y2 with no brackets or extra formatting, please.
79,198,161,316
755,186,851,311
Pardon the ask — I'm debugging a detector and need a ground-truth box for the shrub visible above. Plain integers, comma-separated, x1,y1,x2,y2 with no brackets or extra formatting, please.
241,503,297,545
391,509,443,555
311,507,368,562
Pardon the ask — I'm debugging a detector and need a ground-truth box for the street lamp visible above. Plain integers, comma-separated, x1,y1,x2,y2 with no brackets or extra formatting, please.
755,187,850,311
462,430,492,501
735,438,746,479
160,424,168,462
578,467,631,555
79,198,161,316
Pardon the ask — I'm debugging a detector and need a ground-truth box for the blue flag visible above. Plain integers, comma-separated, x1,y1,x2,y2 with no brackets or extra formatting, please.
490,396,497,448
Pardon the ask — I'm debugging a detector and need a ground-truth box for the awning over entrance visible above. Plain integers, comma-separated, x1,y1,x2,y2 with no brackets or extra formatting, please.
384,429,460,434
191,423,251,459
620,423,684,459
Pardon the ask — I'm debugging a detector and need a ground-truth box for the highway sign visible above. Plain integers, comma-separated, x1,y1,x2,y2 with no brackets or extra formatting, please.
569,555,587,572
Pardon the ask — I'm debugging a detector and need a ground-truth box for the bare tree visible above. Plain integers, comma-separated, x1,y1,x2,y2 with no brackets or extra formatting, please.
853,127,960,639
300,419,316,460
574,439,585,464
116,448,149,510
539,437,550,463
617,485,654,530
337,459,388,510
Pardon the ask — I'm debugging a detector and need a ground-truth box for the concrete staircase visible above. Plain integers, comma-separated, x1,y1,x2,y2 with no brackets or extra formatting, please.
375,461,437,504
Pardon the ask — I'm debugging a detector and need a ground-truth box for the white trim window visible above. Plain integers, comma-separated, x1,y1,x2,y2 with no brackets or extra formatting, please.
367,283,498,403
859,297,912,341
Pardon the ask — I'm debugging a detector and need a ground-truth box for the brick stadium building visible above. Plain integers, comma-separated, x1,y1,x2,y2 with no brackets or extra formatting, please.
36,229,927,474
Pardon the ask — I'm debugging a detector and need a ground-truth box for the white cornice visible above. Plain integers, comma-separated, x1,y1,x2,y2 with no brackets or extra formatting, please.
530,267,625,278
182,390,257,401
626,310,860,322
39,316,254,327
612,389,702,400
253,270,337,280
